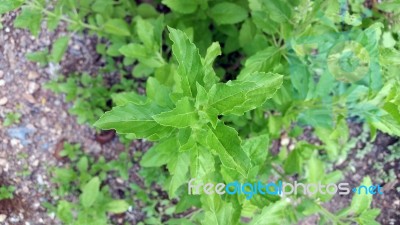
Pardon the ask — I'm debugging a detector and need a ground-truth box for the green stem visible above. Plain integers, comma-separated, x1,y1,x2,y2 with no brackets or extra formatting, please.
28,0,101,31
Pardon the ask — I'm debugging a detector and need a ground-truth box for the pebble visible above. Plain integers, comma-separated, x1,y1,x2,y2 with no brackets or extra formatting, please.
37,175,44,185
23,93,36,103
22,186,29,193
0,79,5,86
28,82,40,94
0,97,8,105
32,160,39,167
0,158,7,167
280,137,290,146
0,214,6,222
116,178,124,184
28,71,39,80
0,70,4,78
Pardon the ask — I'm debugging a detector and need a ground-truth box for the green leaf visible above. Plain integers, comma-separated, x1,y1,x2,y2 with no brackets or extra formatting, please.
0,0,24,14
111,92,146,106
54,168,76,183
80,177,100,208
250,200,289,225
201,195,236,225
153,97,198,128
209,3,248,25
242,134,269,166
190,146,215,180
137,3,159,18
104,19,131,36
307,156,324,183
94,103,175,141
26,50,49,65
168,27,204,97
146,77,174,107
350,176,373,215
206,122,251,177
50,36,69,63
168,152,190,197
136,17,155,50
14,7,42,36
209,72,283,115
77,156,88,173
106,200,130,213
56,200,74,224
284,149,302,174
162,0,198,14
141,138,178,167
203,42,221,89
358,208,381,225
119,43,165,67
239,46,282,76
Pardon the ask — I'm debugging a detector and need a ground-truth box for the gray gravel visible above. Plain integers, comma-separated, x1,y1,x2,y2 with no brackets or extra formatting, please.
0,11,121,225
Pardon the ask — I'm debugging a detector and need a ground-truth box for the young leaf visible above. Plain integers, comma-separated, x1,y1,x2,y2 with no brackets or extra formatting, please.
105,200,130,214
162,0,198,14
77,156,89,173
14,7,42,36
206,122,251,177
284,149,302,174
136,17,155,50
56,200,74,224
111,92,146,106
209,3,248,25
146,77,174,108
203,42,221,89
94,103,175,141
80,177,100,208
190,146,215,180
141,138,178,167
104,19,131,36
168,27,204,97
168,151,190,197
242,134,269,166
350,176,373,215
201,195,236,225
358,208,381,225
250,200,289,225
209,72,283,115
0,0,24,14
50,36,69,63
307,156,324,183
153,97,198,128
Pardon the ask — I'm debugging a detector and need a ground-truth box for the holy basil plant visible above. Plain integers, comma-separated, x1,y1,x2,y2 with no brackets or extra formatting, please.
95,26,283,182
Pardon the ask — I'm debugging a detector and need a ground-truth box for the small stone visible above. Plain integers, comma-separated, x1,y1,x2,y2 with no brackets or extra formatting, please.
32,160,39,167
36,175,43,185
28,71,39,80
280,137,290,146
22,186,29,193
0,158,7,166
0,70,4,78
23,94,36,104
0,80,4,86
0,97,8,105
28,82,40,94
5,27,10,33
116,178,124,184
10,139,20,146
0,214,6,222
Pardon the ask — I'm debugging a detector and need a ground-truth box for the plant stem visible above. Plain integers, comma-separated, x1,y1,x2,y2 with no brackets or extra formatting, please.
28,0,101,31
